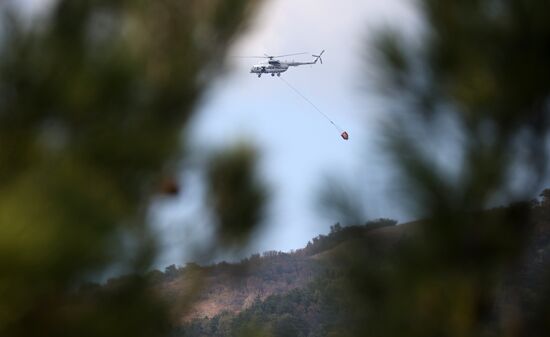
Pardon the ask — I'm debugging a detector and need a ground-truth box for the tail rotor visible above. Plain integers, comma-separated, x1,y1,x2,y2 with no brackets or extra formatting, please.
313,50,325,64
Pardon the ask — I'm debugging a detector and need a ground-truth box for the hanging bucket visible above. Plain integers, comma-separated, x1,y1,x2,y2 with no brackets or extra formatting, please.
341,131,349,140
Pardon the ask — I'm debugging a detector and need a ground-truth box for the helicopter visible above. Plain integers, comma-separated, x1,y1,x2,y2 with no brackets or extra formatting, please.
246,50,325,78
241,49,348,140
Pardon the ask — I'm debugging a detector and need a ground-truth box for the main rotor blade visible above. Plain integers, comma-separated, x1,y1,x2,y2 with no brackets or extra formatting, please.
271,52,308,58
234,56,270,59
233,52,309,59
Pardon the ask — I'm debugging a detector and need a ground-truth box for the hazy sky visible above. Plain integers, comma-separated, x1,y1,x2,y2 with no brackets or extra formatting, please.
151,0,422,266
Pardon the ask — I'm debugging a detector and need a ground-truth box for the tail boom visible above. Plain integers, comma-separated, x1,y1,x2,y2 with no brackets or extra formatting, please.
287,50,325,67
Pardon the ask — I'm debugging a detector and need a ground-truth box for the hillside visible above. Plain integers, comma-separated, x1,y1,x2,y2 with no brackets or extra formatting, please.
159,252,324,322
96,197,550,337
171,199,550,337
148,219,402,324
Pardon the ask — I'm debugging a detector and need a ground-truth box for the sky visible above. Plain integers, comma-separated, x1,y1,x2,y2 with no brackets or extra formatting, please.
13,0,422,267
151,0,422,266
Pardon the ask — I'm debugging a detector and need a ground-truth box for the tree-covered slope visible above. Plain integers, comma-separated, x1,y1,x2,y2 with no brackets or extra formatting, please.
171,195,550,337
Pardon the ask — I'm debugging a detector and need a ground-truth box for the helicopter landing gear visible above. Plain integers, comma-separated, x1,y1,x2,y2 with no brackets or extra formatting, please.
258,74,261,78
271,73,275,77
277,73,281,77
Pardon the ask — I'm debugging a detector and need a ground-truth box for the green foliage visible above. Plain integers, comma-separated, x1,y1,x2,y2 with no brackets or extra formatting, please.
359,0,550,336
180,276,353,337
3,1,550,336
0,0,263,336
207,144,269,247
301,220,397,257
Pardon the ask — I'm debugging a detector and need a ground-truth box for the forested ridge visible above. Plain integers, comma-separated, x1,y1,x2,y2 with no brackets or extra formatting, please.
143,218,400,323
94,193,550,337
173,195,550,337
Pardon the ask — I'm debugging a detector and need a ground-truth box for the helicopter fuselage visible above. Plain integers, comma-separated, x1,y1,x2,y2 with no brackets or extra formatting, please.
250,61,289,76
